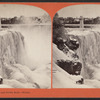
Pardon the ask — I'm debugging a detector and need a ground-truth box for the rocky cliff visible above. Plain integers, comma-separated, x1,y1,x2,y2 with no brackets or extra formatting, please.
53,28,100,88
67,29,100,81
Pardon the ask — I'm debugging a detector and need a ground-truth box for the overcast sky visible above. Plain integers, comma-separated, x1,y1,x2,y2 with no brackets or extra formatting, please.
0,4,47,18
58,4,100,18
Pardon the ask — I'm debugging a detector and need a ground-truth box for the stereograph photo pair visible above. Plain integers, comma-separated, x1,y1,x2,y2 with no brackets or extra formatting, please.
0,4,99,89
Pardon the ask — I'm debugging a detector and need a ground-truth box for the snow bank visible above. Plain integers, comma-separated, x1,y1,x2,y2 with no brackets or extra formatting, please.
53,43,92,88
53,44,74,62
53,62,92,88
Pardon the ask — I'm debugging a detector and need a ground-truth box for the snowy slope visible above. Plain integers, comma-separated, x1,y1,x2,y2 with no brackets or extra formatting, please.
61,28,100,88
53,43,93,88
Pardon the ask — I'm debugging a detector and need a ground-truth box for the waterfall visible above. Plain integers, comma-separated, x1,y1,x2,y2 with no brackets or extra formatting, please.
67,29,100,80
11,25,51,69
0,25,51,88
0,30,27,77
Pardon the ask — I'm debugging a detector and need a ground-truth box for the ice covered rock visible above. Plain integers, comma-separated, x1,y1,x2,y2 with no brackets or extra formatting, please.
53,43,85,87
54,36,79,51
0,75,3,84
53,43,82,75
53,62,92,88
56,59,82,75
53,43,79,62
65,36,79,51
54,37,66,50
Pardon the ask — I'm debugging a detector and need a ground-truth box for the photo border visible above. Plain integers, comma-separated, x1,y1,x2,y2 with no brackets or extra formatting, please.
0,2,100,98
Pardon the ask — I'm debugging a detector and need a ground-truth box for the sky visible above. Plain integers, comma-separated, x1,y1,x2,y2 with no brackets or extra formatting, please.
0,4,47,18
58,4,100,18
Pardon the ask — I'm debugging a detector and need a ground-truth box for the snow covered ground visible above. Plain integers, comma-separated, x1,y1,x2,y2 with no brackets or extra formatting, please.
53,44,93,88
53,27,100,88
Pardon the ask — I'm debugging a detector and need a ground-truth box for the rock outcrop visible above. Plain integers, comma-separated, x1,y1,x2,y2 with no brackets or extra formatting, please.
53,44,92,88
53,33,84,87
67,29,100,80
54,35,82,76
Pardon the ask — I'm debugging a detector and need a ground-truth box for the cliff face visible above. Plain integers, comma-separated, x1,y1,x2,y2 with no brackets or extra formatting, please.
67,29,100,80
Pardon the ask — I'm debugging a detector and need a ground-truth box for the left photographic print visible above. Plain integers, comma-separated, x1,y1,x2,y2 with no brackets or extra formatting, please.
0,4,51,88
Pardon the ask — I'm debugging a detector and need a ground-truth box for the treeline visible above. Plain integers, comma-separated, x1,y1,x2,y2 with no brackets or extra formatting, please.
53,13,68,44
1,14,51,24
58,16,100,24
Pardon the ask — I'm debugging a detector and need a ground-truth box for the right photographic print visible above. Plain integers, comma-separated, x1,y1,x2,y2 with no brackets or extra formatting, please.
53,4,100,88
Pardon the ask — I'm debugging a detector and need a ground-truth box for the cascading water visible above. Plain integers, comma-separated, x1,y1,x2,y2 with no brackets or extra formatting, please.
0,30,26,77
66,28,100,87
0,25,51,88
12,25,51,69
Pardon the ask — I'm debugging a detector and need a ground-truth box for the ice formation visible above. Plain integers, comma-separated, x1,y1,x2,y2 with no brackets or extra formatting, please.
53,28,100,88
0,26,51,88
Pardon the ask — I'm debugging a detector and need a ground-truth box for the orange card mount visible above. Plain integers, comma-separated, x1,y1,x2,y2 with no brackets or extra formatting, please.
0,2,99,98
